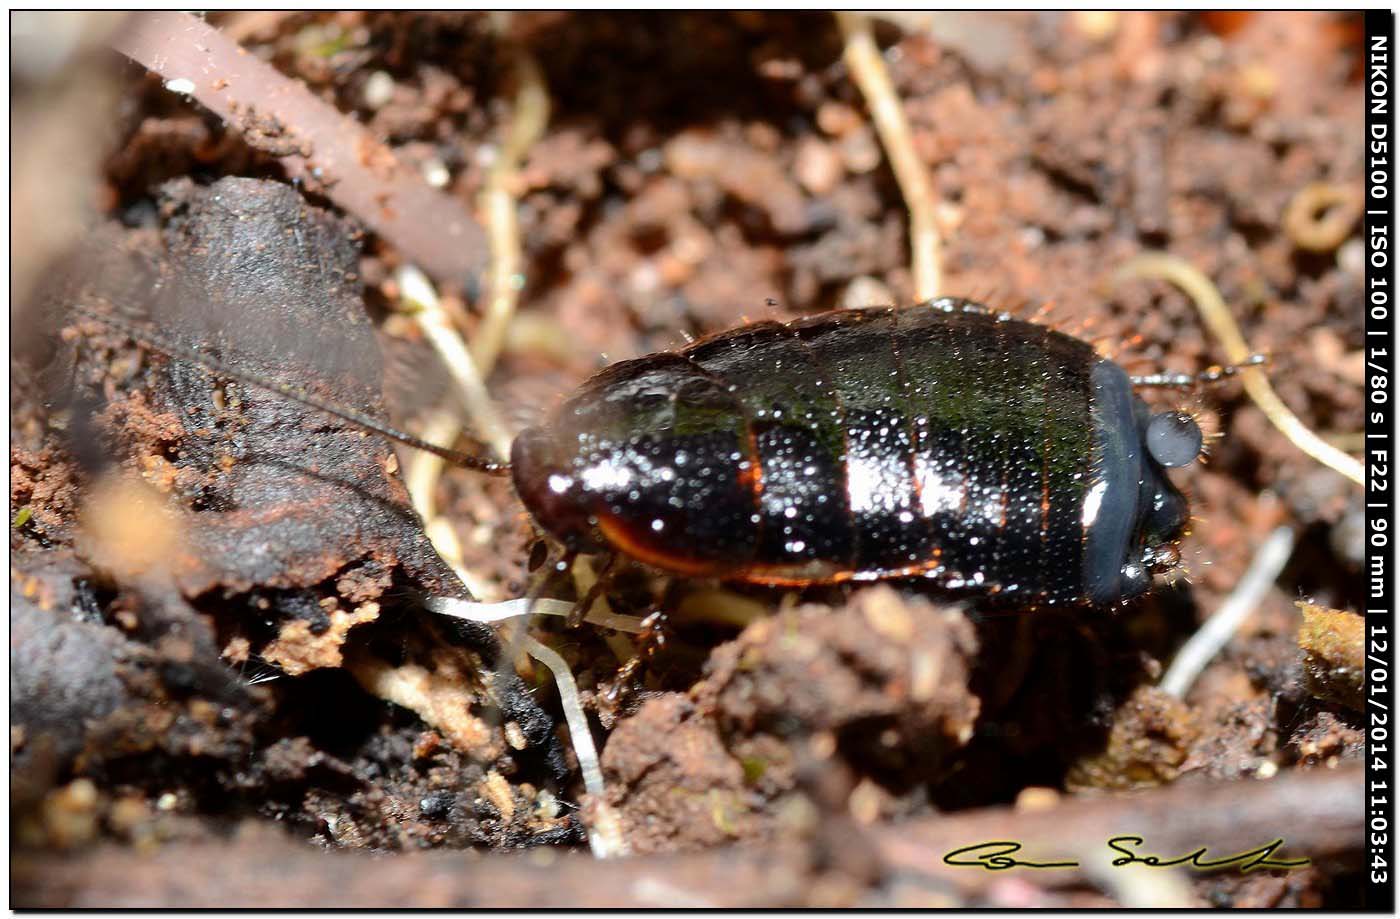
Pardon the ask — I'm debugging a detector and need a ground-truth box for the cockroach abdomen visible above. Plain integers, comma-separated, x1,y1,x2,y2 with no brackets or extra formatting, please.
513,300,1198,607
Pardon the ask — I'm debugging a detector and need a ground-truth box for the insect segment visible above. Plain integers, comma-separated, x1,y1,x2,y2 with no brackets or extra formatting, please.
72,296,1205,607
511,299,1202,607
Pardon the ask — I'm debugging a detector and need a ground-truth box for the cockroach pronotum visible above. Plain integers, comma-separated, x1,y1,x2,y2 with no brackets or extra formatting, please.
71,295,1236,609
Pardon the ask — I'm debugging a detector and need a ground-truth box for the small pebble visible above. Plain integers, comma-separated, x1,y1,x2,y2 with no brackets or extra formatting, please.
1014,786,1060,812
1338,237,1364,276
363,70,395,110
1330,503,1365,570
1071,10,1119,41
841,275,896,310
108,796,150,836
793,137,843,196
847,778,886,825
420,790,456,820
535,789,561,820
839,126,882,174
816,101,861,137
422,158,451,189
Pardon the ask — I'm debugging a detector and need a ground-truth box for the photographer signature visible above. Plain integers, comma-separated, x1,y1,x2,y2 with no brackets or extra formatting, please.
943,837,1310,873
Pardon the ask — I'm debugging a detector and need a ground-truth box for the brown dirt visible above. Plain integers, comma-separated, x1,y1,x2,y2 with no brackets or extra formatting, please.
11,11,1366,908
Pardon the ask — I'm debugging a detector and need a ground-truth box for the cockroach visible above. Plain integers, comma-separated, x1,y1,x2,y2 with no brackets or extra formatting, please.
71,296,1231,609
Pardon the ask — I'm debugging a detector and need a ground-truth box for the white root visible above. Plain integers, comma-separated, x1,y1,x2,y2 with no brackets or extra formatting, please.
474,26,550,377
837,11,943,302
426,593,631,858
1160,525,1296,699
398,264,514,463
426,595,645,634
519,635,628,859
397,266,626,857
1116,253,1363,486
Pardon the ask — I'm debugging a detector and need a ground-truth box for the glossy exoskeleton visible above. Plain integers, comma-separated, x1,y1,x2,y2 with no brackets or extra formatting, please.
72,296,1204,608
512,299,1202,606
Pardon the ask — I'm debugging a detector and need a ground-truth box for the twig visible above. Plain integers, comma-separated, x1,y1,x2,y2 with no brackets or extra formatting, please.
837,11,942,302
396,261,513,596
109,12,488,284
474,24,550,377
398,27,548,598
397,265,514,463
1160,525,1296,698
396,265,510,605
1116,253,1364,485
13,763,1363,907
403,410,498,602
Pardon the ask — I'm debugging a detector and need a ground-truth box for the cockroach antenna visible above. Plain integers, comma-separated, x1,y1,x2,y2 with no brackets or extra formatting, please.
1129,354,1271,389
65,301,512,476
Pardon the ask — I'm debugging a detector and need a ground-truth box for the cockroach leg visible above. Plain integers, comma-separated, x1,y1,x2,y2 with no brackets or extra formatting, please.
633,607,671,667
566,553,618,628
475,545,573,719
603,583,678,707
526,538,551,572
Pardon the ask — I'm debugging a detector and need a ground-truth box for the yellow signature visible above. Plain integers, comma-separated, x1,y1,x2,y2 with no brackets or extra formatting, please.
942,837,1310,873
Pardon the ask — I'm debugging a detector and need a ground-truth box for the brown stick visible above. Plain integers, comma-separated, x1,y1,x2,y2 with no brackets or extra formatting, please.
109,12,488,284
12,764,1363,908
836,11,943,302
875,763,1364,902
13,827,817,909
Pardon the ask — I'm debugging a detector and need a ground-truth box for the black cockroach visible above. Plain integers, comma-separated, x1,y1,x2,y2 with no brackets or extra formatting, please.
71,295,1232,608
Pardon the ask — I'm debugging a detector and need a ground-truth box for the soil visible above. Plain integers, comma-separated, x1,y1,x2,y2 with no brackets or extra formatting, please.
10,11,1367,908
